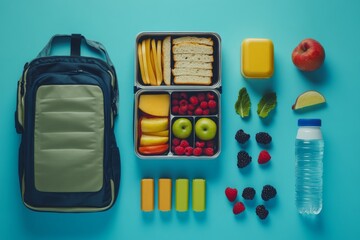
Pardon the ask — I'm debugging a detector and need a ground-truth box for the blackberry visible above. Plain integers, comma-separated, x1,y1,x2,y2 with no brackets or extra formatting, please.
235,129,250,144
261,185,277,201
256,205,269,220
242,187,256,200
256,132,272,145
237,151,252,168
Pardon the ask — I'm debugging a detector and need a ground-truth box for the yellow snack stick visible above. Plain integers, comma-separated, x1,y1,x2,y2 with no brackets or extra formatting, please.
158,178,172,211
141,178,154,212
141,40,150,84
137,43,147,84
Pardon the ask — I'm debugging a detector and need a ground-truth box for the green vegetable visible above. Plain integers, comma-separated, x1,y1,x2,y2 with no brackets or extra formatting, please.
235,87,251,118
257,92,277,118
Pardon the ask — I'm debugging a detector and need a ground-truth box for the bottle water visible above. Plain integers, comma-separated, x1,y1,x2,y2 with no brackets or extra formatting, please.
295,119,324,215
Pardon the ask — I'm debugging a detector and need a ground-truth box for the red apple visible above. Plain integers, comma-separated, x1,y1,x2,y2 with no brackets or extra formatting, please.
292,38,325,71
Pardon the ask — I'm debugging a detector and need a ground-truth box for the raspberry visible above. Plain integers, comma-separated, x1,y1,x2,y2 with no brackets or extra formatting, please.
197,93,206,102
189,96,199,105
172,93,180,99
256,132,272,145
204,147,214,156
206,92,215,100
194,107,203,115
178,108,186,115
242,187,256,200
261,185,277,201
193,147,203,156
180,140,190,148
233,202,245,215
184,146,193,156
200,101,208,109
235,129,250,144
202,109,210,115
188,104,195,111
172,138,181,146
179,99,188,106
237,151,252,168
187,110,193,115
195,141,205,148
172,105,179,114
256,205,269,220
208,100,217,109
225,187,237,202
206,140,215,148
174,146,185,155
180,105,188,112
172,99,179,106
258,150,271,164
180,92,188,99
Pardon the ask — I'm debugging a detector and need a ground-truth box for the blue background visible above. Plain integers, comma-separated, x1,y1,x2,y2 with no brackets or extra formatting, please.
1,0,359,239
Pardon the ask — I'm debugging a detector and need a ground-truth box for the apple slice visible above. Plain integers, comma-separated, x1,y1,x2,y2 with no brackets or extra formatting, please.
139,144,169,155
151,39,162,86
141,117,169,133
140,134,169,146
146,130,169,137
137,43,147,84
292,90,326,110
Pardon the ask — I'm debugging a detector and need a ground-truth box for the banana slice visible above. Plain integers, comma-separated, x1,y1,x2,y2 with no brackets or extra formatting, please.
141,40,150,84
137,43,146,84
145,39,156,86
156,40,163,85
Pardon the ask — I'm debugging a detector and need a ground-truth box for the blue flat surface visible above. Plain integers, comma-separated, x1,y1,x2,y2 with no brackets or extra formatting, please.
1,0,360,239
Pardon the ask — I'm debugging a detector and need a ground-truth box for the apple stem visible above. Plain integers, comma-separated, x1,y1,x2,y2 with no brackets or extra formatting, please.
301,42,309,52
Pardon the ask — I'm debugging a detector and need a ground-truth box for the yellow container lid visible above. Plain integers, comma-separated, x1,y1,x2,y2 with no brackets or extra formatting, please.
241,38,274,79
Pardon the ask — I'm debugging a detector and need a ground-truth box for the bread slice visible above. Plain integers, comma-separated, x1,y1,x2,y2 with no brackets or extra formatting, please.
173,43,213,54
173,54,214,62
174,61,212,69
162,36,171,85
173,37,214,46
174,76,211,85
172,68,213,77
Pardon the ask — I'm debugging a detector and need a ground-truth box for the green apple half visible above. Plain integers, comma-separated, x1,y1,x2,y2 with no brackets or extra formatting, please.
172,118,192,139
195,118,217,141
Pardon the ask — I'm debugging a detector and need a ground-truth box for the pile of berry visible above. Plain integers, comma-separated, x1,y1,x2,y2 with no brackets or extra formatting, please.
172,138,215,156
235,130,272,168
225,185,277,220
171,92,218,116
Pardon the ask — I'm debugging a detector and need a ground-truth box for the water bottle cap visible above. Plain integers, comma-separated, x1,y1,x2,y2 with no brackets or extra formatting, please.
298,119,321,127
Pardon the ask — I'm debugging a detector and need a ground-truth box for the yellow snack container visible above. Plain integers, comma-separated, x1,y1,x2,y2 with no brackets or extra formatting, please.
241,38,274,78
158,178,172,211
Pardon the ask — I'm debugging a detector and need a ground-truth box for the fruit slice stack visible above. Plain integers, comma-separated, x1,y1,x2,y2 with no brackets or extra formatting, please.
138,94,170,155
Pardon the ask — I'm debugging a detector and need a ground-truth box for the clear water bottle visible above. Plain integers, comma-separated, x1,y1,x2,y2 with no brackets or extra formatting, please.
295,119,324,215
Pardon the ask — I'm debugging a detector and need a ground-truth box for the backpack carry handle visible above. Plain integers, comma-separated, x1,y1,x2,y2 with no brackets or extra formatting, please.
37,34,114,67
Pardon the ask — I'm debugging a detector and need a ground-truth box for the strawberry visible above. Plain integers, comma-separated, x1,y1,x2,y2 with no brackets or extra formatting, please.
195,141,205,148
204,147,214,156
225,187,237,202
200,101,208,109
180,140,190,148
189,96,199,105
184,146,193,156
193,147,203,156
174,146,185,155
233,202,245,215
208,100,217,109
258,150,271,164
